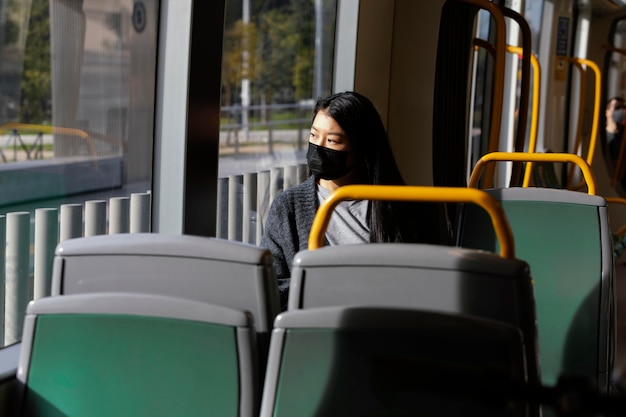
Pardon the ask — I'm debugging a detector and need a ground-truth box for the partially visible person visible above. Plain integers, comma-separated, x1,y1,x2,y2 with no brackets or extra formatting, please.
606,96,625,161
260,91,442,308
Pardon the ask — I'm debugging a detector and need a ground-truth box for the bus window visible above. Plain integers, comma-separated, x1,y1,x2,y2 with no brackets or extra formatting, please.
0,0,159,347
604,17,626,194
218,0,338,178
0,0,156,216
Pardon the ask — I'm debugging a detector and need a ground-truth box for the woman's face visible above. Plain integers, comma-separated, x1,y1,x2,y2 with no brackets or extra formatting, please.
308,109,357,187
309,110,351,151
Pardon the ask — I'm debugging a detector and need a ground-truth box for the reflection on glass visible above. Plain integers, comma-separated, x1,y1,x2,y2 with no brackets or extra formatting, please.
0,0,159,347
0,0,157,214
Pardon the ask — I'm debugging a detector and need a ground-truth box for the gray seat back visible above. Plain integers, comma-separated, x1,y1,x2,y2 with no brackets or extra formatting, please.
289,243,540,388
52,233,280,335
18,292,258,417
457,187,615,393
261,306,529,417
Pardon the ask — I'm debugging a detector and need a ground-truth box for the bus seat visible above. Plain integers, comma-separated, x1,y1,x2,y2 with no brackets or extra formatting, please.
51,233,280,338
17,292,258,417
289,243,539,388
260,306,529,417
457,187,615,393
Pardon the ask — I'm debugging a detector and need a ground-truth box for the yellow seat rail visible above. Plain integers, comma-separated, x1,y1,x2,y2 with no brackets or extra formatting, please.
309,185,515,258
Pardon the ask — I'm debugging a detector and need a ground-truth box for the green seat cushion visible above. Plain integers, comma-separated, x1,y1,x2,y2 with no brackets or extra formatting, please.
24,314,240,417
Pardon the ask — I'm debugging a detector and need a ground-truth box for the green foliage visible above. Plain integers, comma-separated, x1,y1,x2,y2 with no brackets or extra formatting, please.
222,0,333,107
222,20,259,106
19,0,51,124
4,19,19,44
294,47,314,99
14,0,334,124
258,8,301,103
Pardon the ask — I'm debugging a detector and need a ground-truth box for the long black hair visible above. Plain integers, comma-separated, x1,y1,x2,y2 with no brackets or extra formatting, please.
313,91,431,243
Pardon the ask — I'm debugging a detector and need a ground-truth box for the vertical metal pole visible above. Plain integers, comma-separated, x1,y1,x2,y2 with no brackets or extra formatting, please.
5,212,30,345
34,208,58,300
297,163,309,183
109,197,130,234
228,175,243,241
297,104,304,151
284,165,298,189
268,121,273,154
130,192,151,233
242,172,257,244
60,204,83,242
256,171,270,245
216,177,229,239
314,0,323,98
180,0,224,237
270,166,284,203
85,200,107,236
0,216,5,346
241,0,250,142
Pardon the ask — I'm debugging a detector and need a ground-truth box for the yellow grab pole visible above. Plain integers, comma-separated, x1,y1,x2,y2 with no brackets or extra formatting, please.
308,185,515,259
522,51,542,187
0,122,96,158
469,151,597,195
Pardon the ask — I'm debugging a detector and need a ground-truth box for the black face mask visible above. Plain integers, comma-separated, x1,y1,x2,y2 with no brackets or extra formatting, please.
306,142,351,180
613,108,625,126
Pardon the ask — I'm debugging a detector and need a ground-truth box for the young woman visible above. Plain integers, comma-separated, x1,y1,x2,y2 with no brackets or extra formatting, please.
261,91,442,307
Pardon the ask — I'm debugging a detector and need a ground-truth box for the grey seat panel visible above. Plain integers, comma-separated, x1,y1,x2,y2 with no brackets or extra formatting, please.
51,233,280,334
288,242,539,391
290,244,533,333
19,292,258,417
261,306,529,417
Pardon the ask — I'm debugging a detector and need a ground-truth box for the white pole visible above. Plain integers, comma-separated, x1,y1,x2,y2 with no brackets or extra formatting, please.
110,197,130,234
315,0,322,98
241,0,250,142
60,204,83,241
5,212,30,345
34,208,58,300
130,193,151,233
85,200,107,236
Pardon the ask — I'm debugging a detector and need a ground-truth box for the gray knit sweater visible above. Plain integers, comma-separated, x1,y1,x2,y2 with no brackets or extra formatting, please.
260,175,320,301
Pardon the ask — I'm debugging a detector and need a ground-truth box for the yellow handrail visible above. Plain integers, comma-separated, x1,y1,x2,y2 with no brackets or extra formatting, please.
566,60,586,176
520,49,542,187
469,151,597,195
554,57,601,169
308,185,515,259
0,122,97,158
580,58,601,166
498,6,532,186
472,42,542,188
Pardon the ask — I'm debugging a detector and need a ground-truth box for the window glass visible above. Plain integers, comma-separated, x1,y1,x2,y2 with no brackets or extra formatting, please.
219,0,337,178
468,10,492,173
604,17,626,194
0,0,156,216
0,0,158,347
606,18,626,104
525,0,544,56
468,2,545,179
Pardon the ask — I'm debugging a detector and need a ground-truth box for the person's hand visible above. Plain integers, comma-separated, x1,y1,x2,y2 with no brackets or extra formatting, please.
607,99,624,134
